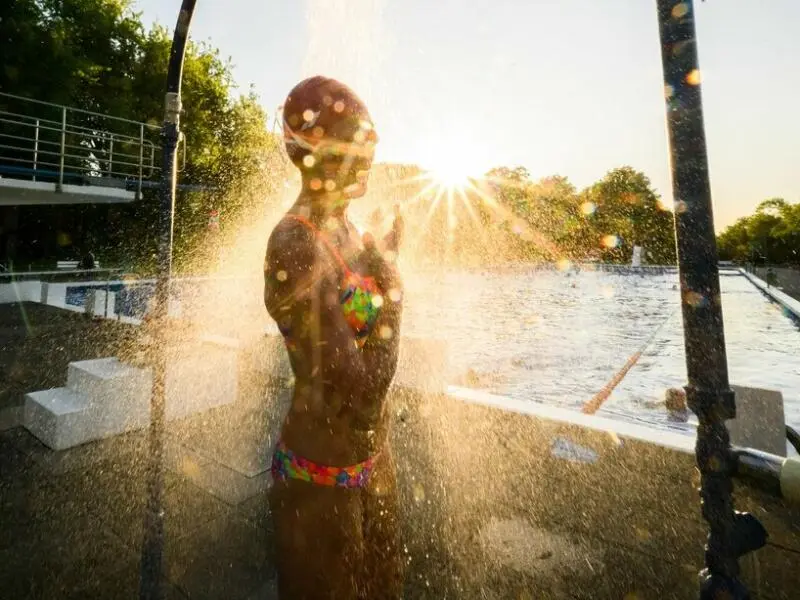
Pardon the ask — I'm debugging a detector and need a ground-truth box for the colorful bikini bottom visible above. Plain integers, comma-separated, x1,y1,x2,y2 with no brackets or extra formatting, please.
270,440,377,489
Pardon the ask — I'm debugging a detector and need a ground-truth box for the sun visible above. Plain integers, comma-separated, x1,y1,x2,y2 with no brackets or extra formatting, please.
423,158,485,190
426,162,475,188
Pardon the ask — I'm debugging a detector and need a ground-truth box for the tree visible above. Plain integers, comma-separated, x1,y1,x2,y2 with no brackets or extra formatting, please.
717,197,800,265
0,0,287,270
569,167,676,264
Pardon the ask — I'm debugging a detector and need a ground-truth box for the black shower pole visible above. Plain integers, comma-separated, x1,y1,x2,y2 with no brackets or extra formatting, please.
655,2,761,598
139,2,197,599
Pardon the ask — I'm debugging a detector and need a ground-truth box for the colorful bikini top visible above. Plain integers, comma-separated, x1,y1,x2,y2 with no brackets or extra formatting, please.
283,214,383,348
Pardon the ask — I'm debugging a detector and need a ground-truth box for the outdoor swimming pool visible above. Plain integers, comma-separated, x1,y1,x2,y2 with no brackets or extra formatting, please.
54,267,800,434
401,268,800,433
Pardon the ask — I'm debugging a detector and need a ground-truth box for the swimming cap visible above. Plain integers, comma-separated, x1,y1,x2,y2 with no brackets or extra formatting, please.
282,76,378,168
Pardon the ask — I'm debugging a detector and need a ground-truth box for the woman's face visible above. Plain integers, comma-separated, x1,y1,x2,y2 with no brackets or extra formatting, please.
312,147,374,200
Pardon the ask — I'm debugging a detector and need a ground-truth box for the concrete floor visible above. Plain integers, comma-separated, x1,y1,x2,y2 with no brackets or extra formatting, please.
2,302,799,599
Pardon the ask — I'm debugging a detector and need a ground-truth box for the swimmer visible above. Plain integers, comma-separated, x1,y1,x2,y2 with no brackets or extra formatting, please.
665,387,690,422
264,76,403,599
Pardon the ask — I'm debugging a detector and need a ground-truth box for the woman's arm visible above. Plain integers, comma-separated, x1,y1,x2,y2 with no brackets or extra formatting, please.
358,241,404,405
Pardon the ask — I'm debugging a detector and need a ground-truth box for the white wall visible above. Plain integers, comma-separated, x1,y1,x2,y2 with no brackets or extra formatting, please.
0,280,42,304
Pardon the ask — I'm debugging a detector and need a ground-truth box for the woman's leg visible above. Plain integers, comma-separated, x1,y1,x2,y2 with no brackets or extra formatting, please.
360,450,403,600
270,478,365,599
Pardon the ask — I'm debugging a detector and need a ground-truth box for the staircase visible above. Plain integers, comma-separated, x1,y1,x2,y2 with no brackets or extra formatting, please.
24,338,239,451
25,358,151,451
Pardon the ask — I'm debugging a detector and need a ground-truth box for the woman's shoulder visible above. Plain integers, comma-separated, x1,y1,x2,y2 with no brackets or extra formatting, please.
268,214,315,251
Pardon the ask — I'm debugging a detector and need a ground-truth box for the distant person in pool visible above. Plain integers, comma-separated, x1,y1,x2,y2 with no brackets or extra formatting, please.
664,387,690,422
642,387,690,422
263,76,404,599
766,267,778,288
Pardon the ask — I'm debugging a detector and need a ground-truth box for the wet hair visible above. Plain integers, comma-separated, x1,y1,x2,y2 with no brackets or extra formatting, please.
282,76,378,175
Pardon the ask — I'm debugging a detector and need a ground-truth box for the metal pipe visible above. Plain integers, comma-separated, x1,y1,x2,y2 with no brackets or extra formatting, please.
57,107,66,192
138,124,145,200
138,2,197,599
108,134,114,175
105,273,111,319
0,90,163,128
33,119,40,181
655,2,763,598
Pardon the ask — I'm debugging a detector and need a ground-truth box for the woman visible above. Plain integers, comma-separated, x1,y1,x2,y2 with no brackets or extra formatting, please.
263,76,404,599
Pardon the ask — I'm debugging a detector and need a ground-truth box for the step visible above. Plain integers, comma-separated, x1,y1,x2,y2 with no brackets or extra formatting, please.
24,388,91,451
67,358,151,408
165,343,238,421
25,384,151,451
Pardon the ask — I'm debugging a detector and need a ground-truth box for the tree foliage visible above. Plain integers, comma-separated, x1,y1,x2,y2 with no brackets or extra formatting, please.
717,198,800,265
0,0,287,270
362,165,677,267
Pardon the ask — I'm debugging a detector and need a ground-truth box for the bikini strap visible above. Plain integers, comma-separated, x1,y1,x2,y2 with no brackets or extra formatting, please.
284,214,351,274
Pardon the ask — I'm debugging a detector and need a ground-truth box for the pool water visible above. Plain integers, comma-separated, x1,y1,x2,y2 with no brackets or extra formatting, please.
401,269,800,433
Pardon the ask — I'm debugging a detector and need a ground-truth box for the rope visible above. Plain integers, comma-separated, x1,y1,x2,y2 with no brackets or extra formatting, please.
581,308,677,415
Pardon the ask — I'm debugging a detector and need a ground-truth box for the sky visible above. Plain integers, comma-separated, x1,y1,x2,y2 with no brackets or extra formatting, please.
132,0,800,229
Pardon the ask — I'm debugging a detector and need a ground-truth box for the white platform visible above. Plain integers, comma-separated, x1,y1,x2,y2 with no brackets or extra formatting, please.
24,339,239,450
0,178,135,205
741,269,800,319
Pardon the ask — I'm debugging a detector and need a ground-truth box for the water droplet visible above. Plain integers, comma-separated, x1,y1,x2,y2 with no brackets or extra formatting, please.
671,2,689,19
302,109,315,122
413,482,426,503
580,201,596,216
601,235,619,249
302,155,315,168
324,179,336,192
372,295,384,308
684,291,705,307
334,100,345,113
310,178,323,191
379,325,393,339
556,259,571,271
276,270,288,282
388,288,402,302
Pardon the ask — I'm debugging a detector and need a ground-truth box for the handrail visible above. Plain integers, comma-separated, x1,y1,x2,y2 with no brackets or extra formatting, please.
0,91,186,197
0,268,124,279
0,91,159,128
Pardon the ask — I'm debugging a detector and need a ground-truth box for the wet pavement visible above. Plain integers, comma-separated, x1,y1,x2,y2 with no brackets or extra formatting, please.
2,303,800,599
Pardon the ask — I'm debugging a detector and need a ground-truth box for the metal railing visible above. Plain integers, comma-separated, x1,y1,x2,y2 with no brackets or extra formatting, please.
0,92,185,200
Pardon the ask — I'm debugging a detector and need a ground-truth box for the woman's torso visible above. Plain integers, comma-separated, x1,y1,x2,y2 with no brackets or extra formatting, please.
277,212,393,466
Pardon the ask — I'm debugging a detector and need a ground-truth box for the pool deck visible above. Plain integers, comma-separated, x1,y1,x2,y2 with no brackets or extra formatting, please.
4,386,800,599
741,268,800,320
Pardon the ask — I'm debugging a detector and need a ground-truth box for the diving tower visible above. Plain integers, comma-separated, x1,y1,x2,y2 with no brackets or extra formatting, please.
0,92,181,205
